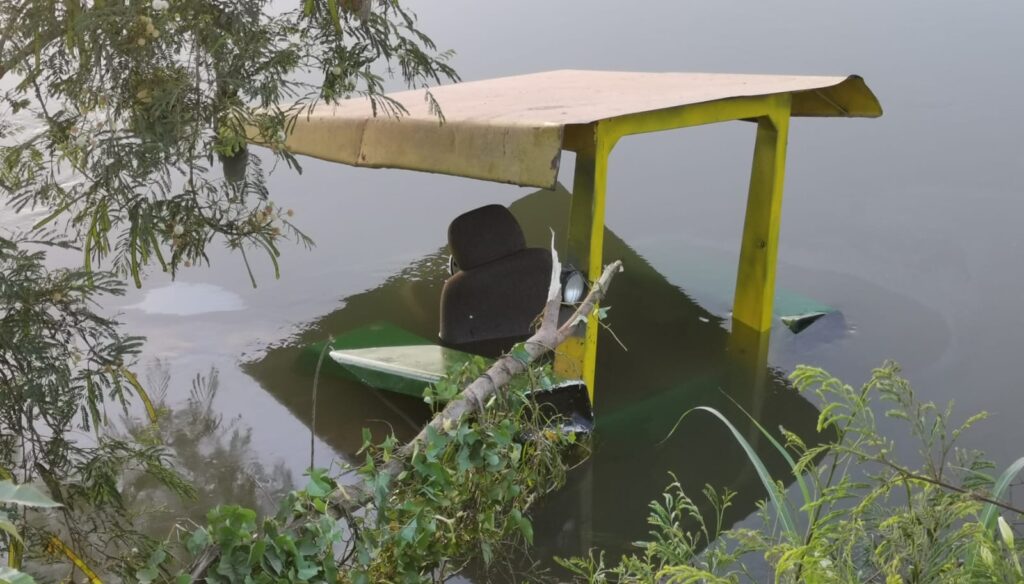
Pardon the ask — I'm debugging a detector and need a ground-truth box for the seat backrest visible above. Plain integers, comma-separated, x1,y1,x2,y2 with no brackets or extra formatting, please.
440,206,551,348
447,204,527,270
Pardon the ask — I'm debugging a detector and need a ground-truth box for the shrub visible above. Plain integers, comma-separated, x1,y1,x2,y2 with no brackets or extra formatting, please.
561,362,1024,583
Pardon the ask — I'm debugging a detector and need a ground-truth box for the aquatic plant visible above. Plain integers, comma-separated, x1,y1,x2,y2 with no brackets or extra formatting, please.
145,358,585,583
339,363,582,583
559,362,1024,583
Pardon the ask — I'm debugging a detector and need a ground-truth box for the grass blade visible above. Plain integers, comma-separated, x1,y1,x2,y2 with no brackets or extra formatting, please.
723,392,814,510
966,456,1024,572
980,456,1024,530
663,406,799,539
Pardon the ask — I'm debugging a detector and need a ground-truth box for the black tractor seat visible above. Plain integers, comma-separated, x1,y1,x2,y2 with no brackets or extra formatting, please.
439,204,552,355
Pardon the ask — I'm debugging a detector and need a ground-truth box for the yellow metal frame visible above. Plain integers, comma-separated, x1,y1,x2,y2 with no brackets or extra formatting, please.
555,94,793,402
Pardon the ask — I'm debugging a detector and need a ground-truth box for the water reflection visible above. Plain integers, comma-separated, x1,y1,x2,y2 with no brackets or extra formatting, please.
243,188,825,565
122,361,294,535
126,283,245,316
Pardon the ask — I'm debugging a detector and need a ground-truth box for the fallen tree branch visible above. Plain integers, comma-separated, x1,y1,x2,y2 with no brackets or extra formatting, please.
188,258,624,580
337,258,623,511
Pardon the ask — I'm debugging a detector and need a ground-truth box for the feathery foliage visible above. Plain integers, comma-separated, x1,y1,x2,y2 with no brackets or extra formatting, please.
561,362,1024,583
0,235,194,579
0,0,456,282
1,0,456,577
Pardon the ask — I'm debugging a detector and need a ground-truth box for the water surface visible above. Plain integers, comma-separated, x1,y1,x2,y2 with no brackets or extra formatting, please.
15,0,1024,577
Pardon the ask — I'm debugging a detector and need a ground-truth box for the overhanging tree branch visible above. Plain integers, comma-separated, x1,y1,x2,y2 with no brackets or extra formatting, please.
0,25,61,81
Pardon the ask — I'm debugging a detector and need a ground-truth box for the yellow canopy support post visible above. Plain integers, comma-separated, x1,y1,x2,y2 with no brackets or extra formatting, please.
556,123,611,401
727,321,773,406
557,94,797,404
733,95,791,332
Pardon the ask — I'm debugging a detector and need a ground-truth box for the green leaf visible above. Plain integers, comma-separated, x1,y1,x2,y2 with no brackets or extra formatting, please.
120,368,158,423
511,509,533,545
264,545,284,575
0,481,61,508
185,527,211,556
296,536,318,556
508,342,531,365
980,456,1024,531
0,515,23,545
327,0,342,31
147,547,167,567
967,456,1024,571
723,394,814,511
480,541,493,565
0,566,36,584
399,517,418,543
485,452,500,469
136,565,159,583
304,470,331,498
248,539,267,567
456,447,473,473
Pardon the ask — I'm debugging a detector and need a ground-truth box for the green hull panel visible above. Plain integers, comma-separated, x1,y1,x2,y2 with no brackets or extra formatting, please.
300,322,434,384
330,343,484,398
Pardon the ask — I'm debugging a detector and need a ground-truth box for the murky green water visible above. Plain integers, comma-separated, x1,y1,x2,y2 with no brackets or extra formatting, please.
13,0,1024,577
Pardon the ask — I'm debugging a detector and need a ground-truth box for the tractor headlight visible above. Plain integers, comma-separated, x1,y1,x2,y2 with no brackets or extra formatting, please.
561,269,587,304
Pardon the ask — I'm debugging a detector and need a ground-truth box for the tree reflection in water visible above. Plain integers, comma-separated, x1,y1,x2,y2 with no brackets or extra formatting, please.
120,361,294,538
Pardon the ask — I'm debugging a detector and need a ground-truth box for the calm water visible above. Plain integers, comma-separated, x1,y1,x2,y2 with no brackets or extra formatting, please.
14,0,1024,577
